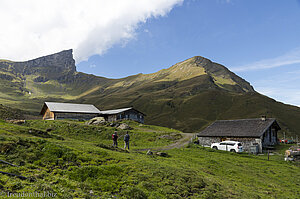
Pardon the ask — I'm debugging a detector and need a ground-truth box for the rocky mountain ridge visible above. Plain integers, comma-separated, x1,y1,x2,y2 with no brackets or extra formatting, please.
0,49,75,82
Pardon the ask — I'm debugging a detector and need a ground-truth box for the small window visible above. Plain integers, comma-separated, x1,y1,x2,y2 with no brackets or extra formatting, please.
220,143,227,145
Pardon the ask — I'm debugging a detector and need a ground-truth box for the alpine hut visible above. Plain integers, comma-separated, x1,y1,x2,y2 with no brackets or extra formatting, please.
40,102,101,120
197,117,281,153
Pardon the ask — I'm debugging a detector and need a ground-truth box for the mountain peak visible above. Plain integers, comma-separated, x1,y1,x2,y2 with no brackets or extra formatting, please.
175,56,211,69
164,56,255,92
188,56,212,65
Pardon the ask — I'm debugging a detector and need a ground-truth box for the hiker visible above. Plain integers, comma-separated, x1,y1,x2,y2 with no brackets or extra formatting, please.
112,131,118,147
124,131,130,150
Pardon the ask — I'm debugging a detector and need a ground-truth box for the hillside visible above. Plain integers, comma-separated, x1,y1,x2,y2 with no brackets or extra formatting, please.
0,120,299,198
0,50,300,136
0,104,24,120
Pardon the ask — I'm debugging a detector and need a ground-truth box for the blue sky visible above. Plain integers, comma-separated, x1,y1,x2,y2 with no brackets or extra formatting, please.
0,0,299,107
77,0,300,107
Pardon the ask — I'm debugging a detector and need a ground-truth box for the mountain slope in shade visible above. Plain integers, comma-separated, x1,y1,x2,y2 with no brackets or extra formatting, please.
0,50,299,136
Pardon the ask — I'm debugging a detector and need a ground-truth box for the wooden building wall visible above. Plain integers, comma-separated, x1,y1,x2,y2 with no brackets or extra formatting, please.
104,109,144,123
54,112,98,121
262,125,278,146
42,109,98,121
42,108,55,120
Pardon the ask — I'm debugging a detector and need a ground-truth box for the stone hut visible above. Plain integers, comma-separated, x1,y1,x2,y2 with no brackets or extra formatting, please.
197,117,281,153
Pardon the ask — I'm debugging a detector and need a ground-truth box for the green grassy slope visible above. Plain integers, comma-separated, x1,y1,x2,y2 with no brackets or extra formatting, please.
0,120,299,198
0,104,24,120
0,53,300,137
82,78,300,136
72,57,300,136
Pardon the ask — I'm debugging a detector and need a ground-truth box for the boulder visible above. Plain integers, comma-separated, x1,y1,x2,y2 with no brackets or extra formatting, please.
117,123,131,130
146,150,153,155
6,120,25,125
156,152,168,157
86,117,105,125
109,122,120,127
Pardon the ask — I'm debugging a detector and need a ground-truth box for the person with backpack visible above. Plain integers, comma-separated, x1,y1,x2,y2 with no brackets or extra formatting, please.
112,131,118,147
124,131,130,150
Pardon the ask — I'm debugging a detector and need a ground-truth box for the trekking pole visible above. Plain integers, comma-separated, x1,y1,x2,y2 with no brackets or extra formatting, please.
0,171,27,180
0,159,18,167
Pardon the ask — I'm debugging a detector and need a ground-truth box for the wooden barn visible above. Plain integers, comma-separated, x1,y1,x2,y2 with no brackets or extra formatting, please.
40,102,101,120
197,117,281,153
100,107,145,123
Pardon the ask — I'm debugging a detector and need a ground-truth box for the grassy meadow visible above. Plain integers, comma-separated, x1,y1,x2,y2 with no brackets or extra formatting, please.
0,119,299,198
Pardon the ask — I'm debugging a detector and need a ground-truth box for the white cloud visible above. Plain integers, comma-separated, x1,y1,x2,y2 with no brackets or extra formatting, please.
251,70,300,107
0,0,183,63
255,87,300,107
217,0,233,4
232,48,300,72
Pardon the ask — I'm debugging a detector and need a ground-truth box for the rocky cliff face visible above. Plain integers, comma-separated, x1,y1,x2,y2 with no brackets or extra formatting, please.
0,49,76,81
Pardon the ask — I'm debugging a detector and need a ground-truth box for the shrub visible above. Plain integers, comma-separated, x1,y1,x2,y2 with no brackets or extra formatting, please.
124,187,148,199
68,165,123,181
62,152,77,162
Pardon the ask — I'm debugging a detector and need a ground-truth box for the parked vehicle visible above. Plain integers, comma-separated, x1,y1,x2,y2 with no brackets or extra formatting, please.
211,141,243,153
280,139,296,144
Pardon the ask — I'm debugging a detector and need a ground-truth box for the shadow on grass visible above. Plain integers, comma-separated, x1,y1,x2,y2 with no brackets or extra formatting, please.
95,143,129,153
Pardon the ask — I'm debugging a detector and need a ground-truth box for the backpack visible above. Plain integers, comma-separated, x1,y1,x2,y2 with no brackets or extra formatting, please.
112,134,118,141
124,134,130,142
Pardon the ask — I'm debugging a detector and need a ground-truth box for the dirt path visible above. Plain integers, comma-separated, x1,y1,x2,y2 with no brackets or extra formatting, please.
135,133,196,152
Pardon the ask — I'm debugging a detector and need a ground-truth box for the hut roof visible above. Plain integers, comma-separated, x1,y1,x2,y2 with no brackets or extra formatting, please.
198,118,280,138
100,107,145,115
40,102,101,114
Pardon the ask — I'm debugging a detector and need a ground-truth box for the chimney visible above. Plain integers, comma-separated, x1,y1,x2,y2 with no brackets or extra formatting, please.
261,115,267,121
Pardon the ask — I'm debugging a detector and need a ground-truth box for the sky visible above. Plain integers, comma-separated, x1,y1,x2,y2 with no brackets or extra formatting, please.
0,0,299,107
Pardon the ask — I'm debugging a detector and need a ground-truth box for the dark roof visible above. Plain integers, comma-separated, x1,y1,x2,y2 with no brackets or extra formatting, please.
40,102,101,115
100,107,145,116
198,118,280,138
100,108,132,115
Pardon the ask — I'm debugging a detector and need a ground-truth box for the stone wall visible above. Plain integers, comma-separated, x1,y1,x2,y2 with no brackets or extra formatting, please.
198,137,221,147
198,136,263,153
